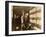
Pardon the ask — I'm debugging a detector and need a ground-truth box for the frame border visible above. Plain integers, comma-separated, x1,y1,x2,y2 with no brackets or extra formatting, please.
5,1,45,36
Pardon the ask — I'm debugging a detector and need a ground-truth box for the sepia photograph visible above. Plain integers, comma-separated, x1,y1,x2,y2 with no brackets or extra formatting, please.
12,6,41,31
5,1,45,36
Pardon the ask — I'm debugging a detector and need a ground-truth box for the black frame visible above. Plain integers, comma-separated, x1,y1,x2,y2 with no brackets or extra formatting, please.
5,1,45,36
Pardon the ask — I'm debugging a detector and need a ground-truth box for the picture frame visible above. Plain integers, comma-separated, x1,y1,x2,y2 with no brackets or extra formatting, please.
5,1,45,36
